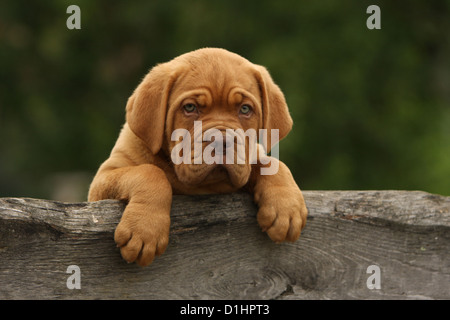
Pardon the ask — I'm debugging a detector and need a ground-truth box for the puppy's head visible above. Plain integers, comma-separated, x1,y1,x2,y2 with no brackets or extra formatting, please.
126,48,293,189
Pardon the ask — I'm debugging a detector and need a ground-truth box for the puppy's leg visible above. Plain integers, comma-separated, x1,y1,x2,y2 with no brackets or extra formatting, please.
249,159,307,243
89,164,172,266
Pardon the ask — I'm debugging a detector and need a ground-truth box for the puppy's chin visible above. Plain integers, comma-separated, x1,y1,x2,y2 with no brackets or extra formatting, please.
174,163,251,189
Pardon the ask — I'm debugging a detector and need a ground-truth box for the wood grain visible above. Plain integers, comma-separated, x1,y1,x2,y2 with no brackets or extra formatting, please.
0,191,449,299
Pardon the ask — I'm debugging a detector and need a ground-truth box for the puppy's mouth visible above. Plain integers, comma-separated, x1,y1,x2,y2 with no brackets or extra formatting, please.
170,125,253,188
176,162,250,190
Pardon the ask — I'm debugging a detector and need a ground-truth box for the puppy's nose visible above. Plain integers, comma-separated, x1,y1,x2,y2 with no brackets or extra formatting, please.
211,134,233,155
223,134,235,152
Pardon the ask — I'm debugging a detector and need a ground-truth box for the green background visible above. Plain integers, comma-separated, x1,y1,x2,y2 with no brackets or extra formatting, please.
1,0,449,201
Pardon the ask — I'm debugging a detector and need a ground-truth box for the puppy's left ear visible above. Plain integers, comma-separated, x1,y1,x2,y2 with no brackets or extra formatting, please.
126,63,179,154
254,65,293,152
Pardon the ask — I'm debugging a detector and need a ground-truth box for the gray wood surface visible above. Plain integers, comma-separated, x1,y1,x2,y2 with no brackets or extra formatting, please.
0,190,449,299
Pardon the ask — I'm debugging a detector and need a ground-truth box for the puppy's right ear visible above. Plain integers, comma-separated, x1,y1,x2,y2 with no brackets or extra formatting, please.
126,63,179,154
253,65,293,153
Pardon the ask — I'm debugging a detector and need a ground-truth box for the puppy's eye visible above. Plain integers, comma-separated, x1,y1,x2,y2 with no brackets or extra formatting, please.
183,103,197,113
240,104,252,115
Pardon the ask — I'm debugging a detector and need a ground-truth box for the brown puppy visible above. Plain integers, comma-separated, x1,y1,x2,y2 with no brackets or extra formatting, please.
88,48,307,266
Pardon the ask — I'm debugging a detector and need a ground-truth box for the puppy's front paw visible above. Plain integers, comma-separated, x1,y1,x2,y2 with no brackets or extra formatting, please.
114,202,170,266
256,187,307,243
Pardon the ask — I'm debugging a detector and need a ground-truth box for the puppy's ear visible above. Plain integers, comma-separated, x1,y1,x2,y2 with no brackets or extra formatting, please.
126,63,179,154
254,65,293,152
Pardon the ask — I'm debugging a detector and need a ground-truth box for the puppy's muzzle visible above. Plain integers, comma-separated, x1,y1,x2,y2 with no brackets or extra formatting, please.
209,133,234,156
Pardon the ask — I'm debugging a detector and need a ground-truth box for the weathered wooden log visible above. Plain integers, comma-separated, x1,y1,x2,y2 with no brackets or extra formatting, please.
0,191,449,299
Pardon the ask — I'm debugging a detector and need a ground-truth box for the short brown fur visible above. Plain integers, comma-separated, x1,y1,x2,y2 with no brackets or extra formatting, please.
89,48,307,266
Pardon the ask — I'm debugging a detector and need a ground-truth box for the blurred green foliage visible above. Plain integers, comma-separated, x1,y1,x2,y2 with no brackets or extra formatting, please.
0,0,449,200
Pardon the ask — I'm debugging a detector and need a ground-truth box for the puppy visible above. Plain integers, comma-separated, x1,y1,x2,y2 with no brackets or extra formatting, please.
88,48,307,266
